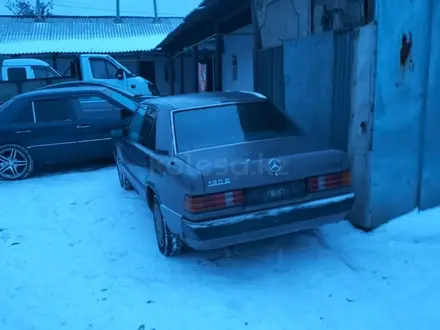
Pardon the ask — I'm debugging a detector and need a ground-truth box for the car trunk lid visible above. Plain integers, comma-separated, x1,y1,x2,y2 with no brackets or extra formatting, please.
176,136,348,195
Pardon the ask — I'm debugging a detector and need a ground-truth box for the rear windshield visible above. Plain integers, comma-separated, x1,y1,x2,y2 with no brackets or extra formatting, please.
173,100,302,153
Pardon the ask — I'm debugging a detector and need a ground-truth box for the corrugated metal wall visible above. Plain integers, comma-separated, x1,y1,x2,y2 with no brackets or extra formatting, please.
282,32,335,142
331,29,355,152
256,46,285,110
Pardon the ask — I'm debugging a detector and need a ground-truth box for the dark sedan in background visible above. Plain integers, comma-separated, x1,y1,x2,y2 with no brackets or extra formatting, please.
38,80,159,102
0,86,136,180
112,91,355,256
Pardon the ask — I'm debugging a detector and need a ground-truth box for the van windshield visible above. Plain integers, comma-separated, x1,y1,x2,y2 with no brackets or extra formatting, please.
173,100,302,153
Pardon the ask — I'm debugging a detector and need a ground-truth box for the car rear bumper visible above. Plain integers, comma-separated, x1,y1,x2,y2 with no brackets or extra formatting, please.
181,192,355,250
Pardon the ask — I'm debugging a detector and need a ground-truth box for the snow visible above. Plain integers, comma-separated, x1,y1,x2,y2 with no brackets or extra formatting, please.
1,166,440,330
0,35,170,55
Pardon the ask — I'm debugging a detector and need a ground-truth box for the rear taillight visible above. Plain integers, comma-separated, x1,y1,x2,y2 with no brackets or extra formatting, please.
184,190,244,213
307,171,351,193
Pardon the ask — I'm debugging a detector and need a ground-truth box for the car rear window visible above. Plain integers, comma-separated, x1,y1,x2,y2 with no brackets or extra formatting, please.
173,100,302,153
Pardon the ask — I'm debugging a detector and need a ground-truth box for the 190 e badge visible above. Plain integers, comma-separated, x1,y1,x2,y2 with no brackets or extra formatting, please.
207,178,231,187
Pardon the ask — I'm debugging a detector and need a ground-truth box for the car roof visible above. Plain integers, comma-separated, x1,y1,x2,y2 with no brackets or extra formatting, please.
41,80,134,94
147,91,266,110
46,81,114,88
14,86,108,100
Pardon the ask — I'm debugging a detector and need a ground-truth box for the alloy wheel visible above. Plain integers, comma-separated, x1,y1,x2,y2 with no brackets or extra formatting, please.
0,147,29,180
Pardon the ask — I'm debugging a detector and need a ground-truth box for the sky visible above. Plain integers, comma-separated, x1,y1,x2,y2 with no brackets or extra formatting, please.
0,0,202,17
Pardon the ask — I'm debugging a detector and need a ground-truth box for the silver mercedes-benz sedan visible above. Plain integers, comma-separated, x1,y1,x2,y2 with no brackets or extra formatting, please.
112,91,355,256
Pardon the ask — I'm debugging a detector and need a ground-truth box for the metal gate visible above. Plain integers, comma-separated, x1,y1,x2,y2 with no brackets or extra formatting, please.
256,45,285,110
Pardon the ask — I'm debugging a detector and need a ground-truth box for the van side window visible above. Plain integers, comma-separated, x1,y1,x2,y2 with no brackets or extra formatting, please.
90,59,119,79
7,68,27,81
32,66,58,78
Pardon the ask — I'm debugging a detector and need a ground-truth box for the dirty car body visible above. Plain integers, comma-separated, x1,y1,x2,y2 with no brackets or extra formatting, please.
113,91,355,251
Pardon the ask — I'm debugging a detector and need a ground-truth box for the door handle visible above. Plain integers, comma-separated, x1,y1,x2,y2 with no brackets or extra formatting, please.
76,124,90,129
15,130,31,134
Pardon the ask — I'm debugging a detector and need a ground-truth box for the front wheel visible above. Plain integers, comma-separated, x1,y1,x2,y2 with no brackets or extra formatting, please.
0,144,34,181
152,196,182,257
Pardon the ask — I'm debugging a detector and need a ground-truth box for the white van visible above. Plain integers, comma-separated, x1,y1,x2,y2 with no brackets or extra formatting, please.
0,54,159,98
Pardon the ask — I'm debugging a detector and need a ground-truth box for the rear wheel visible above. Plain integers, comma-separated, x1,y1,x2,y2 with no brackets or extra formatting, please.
152,196,182,257
116,155,133,190
0,144,34,181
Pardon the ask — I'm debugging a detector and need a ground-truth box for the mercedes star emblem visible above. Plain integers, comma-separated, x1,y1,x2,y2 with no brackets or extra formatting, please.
268,159,282,173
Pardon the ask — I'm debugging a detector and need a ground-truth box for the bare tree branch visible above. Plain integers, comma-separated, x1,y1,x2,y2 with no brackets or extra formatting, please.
5,0,53,16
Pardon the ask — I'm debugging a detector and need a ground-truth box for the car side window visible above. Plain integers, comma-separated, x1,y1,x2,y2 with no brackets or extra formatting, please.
76,96,120,120
90,59,119,79
14,103,35,124
128,106,147,142
33,98,70,122
7,67,27,81
139,107,157,150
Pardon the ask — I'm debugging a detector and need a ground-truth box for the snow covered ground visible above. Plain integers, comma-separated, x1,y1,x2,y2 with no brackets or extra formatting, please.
1,165,439,330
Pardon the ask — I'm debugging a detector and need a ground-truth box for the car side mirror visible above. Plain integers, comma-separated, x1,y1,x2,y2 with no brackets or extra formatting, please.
111,129,125,138
116,69,124,80
120,108,132,120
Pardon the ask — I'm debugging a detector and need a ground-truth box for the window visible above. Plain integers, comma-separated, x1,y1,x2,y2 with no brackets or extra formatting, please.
128,106,147,142
77,96,119,112
232,55,238,81
7,68,27,81
139,107,157,150
33,99,70,122
0,99,14,112
15,103,34,124
90,58,120,79
32,66,58,78
173,100,303,153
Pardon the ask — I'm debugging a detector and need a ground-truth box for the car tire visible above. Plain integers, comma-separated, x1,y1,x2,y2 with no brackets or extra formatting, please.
116,155,133,190
152,196,182,257
0,144,34,181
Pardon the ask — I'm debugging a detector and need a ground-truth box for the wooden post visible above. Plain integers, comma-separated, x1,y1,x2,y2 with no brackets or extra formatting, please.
51,53,58,71
167,58,175,95
214,34,223,91
251,0,262,91
180,55,184,94
192,46,199,92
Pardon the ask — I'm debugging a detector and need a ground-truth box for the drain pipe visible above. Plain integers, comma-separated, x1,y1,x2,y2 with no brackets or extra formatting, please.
115,0,121,22
153,0,159,21
35,0,42,21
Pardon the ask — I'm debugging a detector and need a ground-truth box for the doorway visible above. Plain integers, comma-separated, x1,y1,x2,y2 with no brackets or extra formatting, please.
140,60,156,83
199,55,214,92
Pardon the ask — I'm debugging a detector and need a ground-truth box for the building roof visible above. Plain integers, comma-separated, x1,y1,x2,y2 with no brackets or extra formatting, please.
0,15,183,55
157,0,251,53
